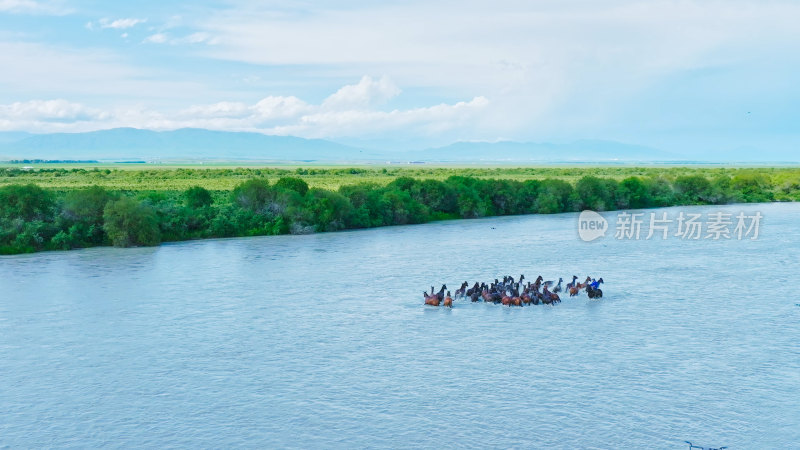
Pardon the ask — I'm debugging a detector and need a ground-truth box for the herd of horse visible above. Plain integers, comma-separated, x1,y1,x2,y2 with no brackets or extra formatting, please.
423,275,604,307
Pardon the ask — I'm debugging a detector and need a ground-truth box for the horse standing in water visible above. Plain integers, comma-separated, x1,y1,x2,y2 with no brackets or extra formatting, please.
586,278,604,299
443,291,453,308
567,275,580,296
546,285,561,304
434,284,447,301
481,287,492,303
424,284,448,306
423,291,441,306
454,282,469,299
553,278,563,293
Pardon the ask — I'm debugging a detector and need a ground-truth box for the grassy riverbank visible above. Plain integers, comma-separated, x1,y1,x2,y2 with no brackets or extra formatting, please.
3,165,800,191
1,166,798,254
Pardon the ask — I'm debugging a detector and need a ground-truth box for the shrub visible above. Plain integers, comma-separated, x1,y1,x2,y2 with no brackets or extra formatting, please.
618,177,650,209
576,176,617,211
61,186,115,247
232,179,273,211
731,174,774,202
184,186,214,208
275,177,309,196
0,184,54,221
103,198,161,247
304,188,353,232
674,175,713,204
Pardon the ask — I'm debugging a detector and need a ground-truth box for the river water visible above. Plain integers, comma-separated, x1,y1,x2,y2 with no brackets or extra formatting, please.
1,203,799,448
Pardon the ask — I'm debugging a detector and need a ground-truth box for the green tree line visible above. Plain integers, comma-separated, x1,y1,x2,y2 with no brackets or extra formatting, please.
0,172,789,254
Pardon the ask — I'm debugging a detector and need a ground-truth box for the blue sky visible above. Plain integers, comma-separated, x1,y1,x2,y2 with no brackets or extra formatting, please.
1,0,799,156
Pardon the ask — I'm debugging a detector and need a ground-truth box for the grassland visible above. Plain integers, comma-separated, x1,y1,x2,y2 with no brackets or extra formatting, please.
3,164,800,193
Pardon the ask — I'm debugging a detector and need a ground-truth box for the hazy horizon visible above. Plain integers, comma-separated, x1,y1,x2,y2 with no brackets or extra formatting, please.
1,1,799,161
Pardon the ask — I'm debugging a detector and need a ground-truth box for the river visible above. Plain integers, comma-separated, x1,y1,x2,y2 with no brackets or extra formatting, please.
1,203,799,448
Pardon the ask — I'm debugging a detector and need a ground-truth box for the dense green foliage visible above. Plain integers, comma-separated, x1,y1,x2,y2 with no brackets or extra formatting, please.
102,198,161,247
0,169,796,254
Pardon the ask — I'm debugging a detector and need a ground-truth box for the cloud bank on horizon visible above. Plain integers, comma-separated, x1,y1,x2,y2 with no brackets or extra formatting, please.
0,0,799,156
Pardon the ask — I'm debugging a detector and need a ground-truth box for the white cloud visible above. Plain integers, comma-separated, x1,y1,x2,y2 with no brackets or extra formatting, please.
179,101,250,118
0,0,69,15
173,32,219,45
143,33,168,44
203,1,800,68
143,32,218,46
251,96,311,121
0,77,489,138
0,100,112,132
279,96,489,138
98,18,147,30
322,76,400,110
195,0,800,139
0,99,106,121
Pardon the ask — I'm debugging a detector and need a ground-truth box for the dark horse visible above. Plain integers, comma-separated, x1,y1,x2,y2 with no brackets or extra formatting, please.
586,278,604,299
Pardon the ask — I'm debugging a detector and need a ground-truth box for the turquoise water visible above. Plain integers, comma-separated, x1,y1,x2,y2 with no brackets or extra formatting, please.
1,203,799,448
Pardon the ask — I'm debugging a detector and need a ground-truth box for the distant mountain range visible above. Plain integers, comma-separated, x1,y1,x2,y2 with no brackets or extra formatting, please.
411,140,680,162
0,131,32,145
0,128,373,161
0,127,794,163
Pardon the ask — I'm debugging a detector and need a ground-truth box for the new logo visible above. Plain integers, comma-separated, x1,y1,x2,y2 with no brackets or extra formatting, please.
578,210,608,242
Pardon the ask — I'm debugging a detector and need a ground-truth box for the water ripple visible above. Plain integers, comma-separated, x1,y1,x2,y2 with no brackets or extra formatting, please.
1,203,799,448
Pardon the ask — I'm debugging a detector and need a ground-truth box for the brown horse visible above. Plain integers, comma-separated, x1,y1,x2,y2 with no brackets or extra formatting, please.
425,297,441,306
424,291,441,306
443,291,453,308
